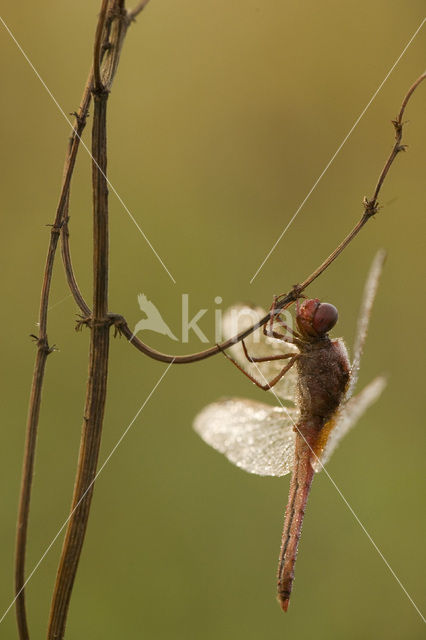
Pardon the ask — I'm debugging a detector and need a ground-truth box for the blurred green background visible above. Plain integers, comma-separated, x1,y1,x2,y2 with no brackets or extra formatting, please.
1,1,425,638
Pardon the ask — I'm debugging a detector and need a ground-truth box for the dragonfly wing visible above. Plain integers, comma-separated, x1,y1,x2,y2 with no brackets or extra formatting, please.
193,397,298,476
313,376,387,471
222,304,298,403
348,250,386,398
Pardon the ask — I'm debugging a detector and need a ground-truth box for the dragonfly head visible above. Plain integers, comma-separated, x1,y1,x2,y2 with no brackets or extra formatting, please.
296,299,338,338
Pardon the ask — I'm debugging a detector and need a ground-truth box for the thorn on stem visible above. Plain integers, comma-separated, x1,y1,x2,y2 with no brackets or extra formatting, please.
29,334,53,354
363,197,378,218
75,315,92,332
69,109,89,127
108,314,126,338
392,119,403,136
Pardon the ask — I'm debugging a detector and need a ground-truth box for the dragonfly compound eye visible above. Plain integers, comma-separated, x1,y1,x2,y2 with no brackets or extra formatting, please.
296,299,321,337
312,303,338,335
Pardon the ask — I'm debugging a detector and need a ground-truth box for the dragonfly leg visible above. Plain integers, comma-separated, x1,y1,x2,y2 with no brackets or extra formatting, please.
241,339,295,363
275,317,302,339
266,295,281,338
264,297,303,347
218,344,299,391
263,323,303,349
261,356,299,389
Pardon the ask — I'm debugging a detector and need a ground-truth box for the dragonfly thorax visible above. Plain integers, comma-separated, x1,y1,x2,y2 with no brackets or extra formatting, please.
296,338,350,425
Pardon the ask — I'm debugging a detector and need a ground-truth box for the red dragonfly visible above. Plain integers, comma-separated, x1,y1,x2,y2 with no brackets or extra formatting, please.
194,251,386,612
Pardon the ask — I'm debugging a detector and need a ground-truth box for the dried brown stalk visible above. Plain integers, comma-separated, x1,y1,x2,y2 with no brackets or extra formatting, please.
15,2,150,639
14,73,93,640
16,2,424,638
61,72,426,364
47,2,149,638
47,90,111,640
127,70,426,359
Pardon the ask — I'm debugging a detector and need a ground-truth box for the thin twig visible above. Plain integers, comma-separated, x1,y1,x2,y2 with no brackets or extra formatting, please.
127,70,425,359
47,2,139,637
299,70,426,294
93,0,109,91
61,212,91,317
16,0,149,637
16,4,422,636
47,86,111,640
61,72,426,364
14,68,93,640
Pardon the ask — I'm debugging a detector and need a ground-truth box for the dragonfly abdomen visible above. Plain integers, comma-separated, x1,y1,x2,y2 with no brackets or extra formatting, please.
277,430,316,612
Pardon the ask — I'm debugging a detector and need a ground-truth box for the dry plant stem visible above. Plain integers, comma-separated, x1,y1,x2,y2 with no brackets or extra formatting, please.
299,70,426,294
61,0,153,317
15,348,50,640
14,69,93,640
47,88,110,640
16,1,149,638
61,211,91,317
60,3,152,316
94,0,109,90
92,72,426,364
60,73,425,365
13,5,417,632
48,2,147,637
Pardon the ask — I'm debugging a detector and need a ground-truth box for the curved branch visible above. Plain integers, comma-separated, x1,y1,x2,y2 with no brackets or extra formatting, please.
116,70,426,363
61,72,425,366
16,0,150,636
371,70,426,203
115,313,276,363
61,215,91,317
297,70,426,294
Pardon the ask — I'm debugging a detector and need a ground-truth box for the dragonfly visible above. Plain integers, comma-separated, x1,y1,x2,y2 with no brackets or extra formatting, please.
194,251,386,612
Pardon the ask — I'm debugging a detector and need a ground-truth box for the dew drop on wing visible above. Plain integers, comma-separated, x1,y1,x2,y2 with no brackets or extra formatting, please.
193,398,298,477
